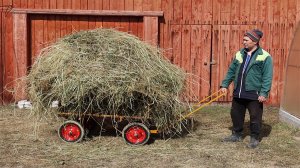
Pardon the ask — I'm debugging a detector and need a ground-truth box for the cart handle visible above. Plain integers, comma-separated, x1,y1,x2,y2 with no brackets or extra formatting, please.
181,90,226,120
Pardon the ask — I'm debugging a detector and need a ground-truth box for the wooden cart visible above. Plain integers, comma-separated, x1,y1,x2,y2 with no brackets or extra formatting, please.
57,90,225,145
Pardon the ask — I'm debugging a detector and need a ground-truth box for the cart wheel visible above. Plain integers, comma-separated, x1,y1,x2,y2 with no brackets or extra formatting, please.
122,122,150,146
58,120,84,143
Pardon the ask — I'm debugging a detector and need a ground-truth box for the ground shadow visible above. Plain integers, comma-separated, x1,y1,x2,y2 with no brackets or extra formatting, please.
83,118,126,138
82,117,198,144
228,121,272,141
159,118,199,140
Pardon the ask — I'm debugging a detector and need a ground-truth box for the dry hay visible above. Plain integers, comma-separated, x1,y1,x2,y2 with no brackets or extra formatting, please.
27,28,189,133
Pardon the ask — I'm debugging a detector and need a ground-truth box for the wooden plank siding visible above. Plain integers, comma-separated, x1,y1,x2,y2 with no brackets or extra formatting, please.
1,0,300,105
2,0,14,103
0,0,3,104
29,14,144,61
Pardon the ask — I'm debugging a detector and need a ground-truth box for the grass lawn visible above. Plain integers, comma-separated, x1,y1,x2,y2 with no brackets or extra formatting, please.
0,105,299,167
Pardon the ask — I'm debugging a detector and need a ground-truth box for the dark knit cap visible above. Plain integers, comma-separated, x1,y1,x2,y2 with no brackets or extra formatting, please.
244,29,263,42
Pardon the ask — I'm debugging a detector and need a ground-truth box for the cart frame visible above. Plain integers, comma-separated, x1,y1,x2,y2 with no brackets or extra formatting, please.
57,90,225,145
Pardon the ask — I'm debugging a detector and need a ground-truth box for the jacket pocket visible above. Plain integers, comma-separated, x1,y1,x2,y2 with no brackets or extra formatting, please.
252,61,264,69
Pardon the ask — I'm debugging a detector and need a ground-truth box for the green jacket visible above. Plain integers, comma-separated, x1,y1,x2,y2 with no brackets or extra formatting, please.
221,47,273,98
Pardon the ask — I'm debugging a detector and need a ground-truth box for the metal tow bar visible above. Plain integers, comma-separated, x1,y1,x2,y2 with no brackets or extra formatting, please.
181,90,226,121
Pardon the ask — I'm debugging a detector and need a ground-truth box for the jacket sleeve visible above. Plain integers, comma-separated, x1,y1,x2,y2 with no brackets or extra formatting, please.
221,59,238,88
259,56,273,97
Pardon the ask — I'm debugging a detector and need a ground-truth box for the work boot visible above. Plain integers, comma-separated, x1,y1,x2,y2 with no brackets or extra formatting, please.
222,133,242,142
247,136,259,148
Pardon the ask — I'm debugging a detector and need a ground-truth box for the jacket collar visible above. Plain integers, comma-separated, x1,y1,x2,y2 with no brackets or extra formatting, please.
240,46,263,56
240,47,263,73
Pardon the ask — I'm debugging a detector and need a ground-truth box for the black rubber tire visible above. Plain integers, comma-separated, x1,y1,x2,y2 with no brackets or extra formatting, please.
122,122,150,146
58,120,85,143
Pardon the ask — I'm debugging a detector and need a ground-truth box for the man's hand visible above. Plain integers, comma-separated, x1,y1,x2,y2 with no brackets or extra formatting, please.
258,96,266,102
220,88,228,94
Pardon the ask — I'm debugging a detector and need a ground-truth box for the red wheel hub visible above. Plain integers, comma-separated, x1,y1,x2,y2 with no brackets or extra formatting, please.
60,123,82,142
125,126,147,144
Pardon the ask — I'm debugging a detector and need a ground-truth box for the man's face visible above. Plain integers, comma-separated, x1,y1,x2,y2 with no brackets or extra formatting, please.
243,36,257,50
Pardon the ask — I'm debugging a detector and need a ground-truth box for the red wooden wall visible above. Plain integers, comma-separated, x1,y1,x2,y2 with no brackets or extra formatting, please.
1,0,300,106
29,14,143,64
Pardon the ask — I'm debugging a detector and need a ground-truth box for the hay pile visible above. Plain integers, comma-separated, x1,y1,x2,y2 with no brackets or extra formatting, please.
28,28,188,133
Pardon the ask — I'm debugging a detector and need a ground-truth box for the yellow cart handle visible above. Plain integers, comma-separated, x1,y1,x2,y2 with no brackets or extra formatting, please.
181,90,226,120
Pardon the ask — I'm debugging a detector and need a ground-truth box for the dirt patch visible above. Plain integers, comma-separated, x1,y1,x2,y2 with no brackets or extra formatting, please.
0,105,299,167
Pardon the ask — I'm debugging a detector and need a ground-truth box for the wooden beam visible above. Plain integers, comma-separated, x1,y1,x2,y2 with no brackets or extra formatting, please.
11,8,164,17
13,13,28,100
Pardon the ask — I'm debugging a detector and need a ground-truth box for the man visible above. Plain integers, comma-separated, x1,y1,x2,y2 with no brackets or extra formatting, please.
220,29,273,148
